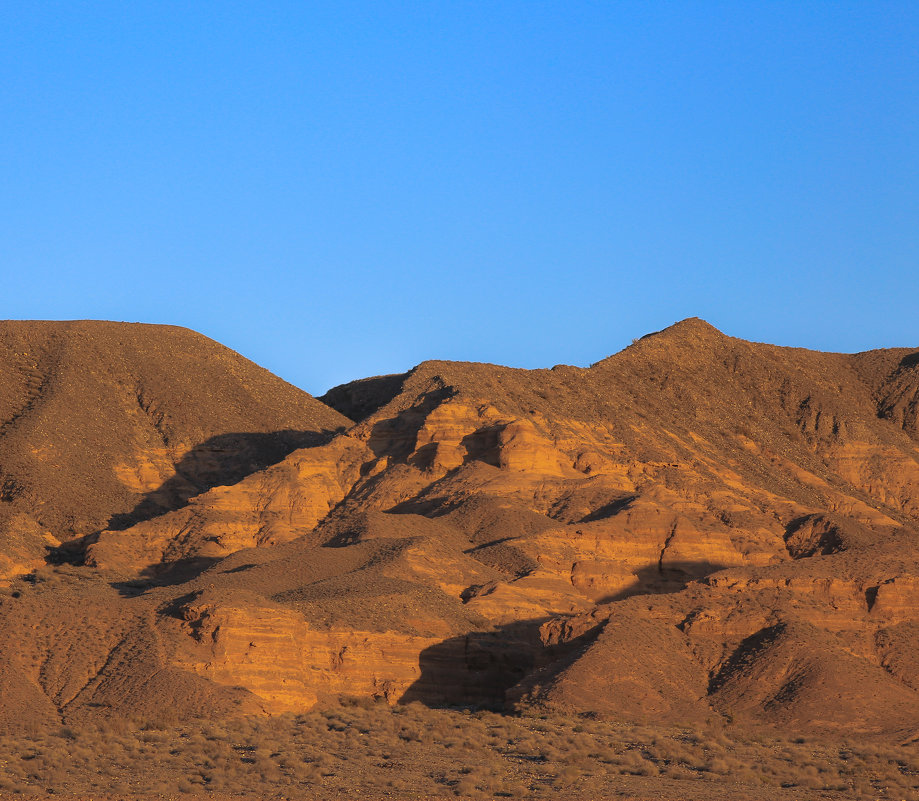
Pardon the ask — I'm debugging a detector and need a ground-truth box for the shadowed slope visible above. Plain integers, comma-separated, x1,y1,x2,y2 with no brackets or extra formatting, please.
0,320,350,575
7,318,919,744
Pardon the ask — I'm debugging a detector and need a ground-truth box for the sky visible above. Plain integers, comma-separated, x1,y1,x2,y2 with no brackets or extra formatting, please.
2,2,917,394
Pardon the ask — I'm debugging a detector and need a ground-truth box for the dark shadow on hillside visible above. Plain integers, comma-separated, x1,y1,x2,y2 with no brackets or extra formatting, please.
579,495,638,523
320,373,409,423
900,352,919,370
399,618,604,710
463,539,540,580
783,514,843,559
707,623,785,694
385,492,457,517
399,561,730,710
399,620,538,709
411,421,517,471
110,556,223,597
45,534,97,566
595,560,729,604
106,429,338,531
365,388,454,462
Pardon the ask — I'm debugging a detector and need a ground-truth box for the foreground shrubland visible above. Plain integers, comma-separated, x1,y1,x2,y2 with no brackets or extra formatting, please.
1,702,916,800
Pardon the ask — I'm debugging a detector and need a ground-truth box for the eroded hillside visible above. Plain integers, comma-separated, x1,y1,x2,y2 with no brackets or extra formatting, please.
0,320,349,578
3,317,919,749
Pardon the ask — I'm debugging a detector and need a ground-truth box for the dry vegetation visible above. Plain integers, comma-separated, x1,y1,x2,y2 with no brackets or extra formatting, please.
5,322,919,800
1,702,917,800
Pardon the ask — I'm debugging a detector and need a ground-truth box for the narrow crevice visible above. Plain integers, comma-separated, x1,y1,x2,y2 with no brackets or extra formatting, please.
658,521,678,573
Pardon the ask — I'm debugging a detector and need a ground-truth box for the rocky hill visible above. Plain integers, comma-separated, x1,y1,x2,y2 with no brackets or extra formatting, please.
2,317,919,745
0,320,349,578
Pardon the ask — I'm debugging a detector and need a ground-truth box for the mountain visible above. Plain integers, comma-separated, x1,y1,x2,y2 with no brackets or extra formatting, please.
0,320,349,577
3,317,919,746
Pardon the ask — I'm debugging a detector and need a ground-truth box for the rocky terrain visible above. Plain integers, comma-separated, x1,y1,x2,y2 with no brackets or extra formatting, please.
2,317,919,799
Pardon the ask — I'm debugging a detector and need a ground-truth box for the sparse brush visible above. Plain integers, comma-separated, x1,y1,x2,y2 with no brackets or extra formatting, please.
664,763,696,779
704,755,740,774
452,776,483,797
5,705,915,800
553,765,582,786
498,778,530,797
54,725,79,741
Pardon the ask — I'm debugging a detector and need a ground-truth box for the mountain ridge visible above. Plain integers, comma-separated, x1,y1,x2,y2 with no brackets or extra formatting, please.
0,319,350,577
2,317,919,751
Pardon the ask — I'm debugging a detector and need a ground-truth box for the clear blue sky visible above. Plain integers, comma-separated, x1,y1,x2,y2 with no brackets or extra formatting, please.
2,2,917,393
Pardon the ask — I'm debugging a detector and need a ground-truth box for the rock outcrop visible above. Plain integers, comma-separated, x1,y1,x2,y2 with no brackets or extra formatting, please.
0,320,350,580
3,318,919,740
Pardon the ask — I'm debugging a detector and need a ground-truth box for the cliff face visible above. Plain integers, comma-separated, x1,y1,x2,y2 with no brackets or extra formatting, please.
3,318,919,738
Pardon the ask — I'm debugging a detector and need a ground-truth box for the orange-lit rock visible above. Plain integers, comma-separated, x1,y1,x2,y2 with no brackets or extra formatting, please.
170,592,443,710
6,318,919,739
86,436,371,572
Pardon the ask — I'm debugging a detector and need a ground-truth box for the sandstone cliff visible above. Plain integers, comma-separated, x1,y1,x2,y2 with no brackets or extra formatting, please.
3,318,919,740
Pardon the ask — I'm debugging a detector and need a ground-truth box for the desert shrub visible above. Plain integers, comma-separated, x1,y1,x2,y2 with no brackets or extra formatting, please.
553,764,582,786
704,756,735,775
106,717,136,737
453,776,485,797
54,725,80,741
398,725,424,743
664,763,696,779
10,704,919,799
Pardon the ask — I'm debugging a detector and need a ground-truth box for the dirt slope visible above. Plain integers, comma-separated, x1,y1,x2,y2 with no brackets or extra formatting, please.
0,320,350,576
4,317,919,746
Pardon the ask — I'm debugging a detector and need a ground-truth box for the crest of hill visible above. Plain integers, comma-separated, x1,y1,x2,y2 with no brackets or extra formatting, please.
0,320,351,551
324,317,919,449
5,318,919,739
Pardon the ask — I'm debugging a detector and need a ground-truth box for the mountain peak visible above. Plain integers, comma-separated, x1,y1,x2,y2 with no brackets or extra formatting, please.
639,317,726,343
589,318,727,369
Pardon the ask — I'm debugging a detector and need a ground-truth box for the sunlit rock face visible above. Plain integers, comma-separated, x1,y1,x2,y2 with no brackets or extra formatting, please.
0,320,349,581
3,318,919,737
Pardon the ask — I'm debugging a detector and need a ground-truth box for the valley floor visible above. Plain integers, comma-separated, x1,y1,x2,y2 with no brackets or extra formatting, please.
0,702,914,800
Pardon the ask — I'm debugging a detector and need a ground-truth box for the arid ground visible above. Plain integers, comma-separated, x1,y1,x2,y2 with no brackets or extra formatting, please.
1,318,919,799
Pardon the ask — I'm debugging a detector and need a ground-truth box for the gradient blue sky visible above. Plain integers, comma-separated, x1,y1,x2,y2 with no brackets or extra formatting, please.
2,2,917,393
